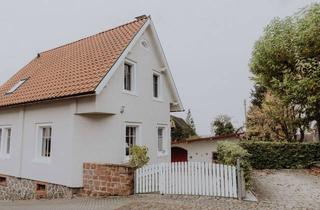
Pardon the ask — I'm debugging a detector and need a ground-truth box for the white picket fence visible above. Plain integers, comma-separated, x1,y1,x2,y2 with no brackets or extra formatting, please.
135,162,238,198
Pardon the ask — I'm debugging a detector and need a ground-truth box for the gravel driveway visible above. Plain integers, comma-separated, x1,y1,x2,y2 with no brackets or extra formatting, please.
0,169,319,210
252,169,320,209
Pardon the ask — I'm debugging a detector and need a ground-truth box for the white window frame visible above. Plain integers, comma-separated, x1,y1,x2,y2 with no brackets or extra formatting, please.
0,126,12,158
157,125,168,156
6,79,28,94
123,59,137,95
153,71,162,101
34,123,53,163
124,122,141,161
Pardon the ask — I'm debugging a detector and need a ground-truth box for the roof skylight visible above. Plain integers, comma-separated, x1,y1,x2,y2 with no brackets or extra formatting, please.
6,79,28,94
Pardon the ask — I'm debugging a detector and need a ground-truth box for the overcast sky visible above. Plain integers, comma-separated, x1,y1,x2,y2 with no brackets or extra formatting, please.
0,0,317,135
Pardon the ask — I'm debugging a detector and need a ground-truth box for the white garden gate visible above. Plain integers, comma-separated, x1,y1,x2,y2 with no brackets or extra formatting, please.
135,162,241,199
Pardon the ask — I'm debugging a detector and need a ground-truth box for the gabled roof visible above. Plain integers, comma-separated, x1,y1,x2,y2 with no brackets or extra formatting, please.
0,16,149,108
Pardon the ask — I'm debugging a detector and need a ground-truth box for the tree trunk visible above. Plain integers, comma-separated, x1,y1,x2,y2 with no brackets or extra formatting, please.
317,122,320,142
299,128,304,142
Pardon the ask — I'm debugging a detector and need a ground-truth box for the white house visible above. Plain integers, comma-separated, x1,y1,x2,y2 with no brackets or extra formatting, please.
171,134,241,163
0,15,183,199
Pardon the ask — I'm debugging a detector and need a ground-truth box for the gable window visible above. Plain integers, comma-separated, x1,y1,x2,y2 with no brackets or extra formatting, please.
0,127,12,156
157,126,167,155
6,79,28,94
153,73,160,98
123,60,136,94
124,63,132,91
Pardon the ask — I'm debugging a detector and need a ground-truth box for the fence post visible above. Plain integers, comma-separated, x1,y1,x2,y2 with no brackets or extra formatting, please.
236,158,242,200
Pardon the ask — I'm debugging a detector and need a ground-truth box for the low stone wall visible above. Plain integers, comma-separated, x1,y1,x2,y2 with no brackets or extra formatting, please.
0,174,74,200
82,163,134,197
310,167,320,176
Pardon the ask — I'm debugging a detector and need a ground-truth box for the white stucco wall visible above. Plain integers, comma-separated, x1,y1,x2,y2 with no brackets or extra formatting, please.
71,27,173,187
173,138,239,162
0,25,177,187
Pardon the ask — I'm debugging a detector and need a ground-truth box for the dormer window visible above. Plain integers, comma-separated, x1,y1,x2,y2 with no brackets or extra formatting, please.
6,79,28,94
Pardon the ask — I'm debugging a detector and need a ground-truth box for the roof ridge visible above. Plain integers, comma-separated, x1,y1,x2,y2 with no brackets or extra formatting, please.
39,16,149,55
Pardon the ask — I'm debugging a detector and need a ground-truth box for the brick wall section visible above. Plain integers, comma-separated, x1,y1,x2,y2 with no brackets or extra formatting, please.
82,163,134,197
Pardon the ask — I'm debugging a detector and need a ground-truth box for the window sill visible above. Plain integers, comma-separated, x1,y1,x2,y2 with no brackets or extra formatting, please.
123,90,138,97
153,97,163,103
157,151,168,157
123,156,130,163
32,157,51,164
0,154,10,160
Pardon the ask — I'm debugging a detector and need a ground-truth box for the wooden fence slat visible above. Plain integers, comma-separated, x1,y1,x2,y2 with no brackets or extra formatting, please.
228,166,232,197
221,164,225,197
225,165,229,197
212,163,216,196
208,162,211,196
232,166,237,198
205,162,209,196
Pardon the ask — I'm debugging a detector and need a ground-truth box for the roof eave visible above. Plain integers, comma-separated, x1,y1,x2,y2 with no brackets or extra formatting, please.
0,91,96,110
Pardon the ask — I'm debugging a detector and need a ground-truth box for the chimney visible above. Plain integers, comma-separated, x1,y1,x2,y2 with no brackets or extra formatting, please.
135,15,148,20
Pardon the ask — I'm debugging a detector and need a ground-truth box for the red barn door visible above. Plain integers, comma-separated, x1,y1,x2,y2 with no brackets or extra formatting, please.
171,147,188,162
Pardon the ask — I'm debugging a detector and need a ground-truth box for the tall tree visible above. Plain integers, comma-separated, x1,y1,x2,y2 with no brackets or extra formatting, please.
250,3,320,140
211,115,235,136
246,93,305,141
185,109,197,136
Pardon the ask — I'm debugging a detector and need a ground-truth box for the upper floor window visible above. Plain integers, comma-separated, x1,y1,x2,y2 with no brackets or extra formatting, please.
0,127,12,155
153,73,160,98
123,60,136,93
124,63,132,91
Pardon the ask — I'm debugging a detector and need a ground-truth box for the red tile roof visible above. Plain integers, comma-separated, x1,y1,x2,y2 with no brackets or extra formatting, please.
0,16,149,108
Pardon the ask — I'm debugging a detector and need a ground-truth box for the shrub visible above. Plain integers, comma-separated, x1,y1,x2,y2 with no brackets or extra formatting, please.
129,145,150,169
217,142,252,189
240,141,320,169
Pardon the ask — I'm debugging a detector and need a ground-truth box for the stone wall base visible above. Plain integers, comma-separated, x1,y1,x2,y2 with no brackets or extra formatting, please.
82,163,134,197
0,174,77,200
0,163,134,200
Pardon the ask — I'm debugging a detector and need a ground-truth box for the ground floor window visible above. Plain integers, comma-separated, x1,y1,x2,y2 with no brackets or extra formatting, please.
0,127,12,155
157,126,167,155
125,125,138,157
36,124,52,159
212,151,219,163
41,127,52,157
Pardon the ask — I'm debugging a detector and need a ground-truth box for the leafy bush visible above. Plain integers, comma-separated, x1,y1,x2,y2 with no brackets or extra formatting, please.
217,142,252,189
129,145,150,169
240,141,320,169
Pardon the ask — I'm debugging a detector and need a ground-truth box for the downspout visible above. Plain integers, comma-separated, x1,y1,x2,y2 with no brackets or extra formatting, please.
18,107,26,177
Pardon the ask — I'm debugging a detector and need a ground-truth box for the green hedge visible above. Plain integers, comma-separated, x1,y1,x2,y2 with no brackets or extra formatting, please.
217,142,252,189
240,141,320,169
